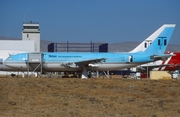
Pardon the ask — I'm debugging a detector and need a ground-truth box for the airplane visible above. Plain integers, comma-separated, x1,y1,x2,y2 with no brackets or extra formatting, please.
4,24,176,78
0,50,29,71
0,50,37,77
138,51,180,71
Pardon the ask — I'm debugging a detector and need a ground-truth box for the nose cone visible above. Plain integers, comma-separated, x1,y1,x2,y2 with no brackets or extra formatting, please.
5,54,24,68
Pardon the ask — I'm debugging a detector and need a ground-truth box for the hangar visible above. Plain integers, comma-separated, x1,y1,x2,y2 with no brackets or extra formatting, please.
48,41,108,52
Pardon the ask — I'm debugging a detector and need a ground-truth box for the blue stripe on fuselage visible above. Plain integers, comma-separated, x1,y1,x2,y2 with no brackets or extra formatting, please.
6,52,153,63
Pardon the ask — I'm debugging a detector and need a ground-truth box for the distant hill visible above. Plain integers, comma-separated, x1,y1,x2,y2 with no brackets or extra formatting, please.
108,41,180,52
1,36,180,52
0,36,20,40
108,41,140,52
40,40,52,52
0,36,52,52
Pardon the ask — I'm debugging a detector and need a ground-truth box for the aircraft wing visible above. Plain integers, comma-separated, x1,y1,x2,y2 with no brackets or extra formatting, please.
75,58,106,67
60,58,106,68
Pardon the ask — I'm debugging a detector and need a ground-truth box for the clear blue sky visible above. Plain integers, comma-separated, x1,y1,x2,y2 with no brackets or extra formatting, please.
0,0,179,44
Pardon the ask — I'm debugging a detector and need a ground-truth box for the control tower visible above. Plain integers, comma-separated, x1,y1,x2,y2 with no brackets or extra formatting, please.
22,21,40,52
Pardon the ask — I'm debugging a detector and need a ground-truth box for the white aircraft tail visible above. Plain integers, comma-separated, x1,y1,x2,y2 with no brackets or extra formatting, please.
130,24,176,53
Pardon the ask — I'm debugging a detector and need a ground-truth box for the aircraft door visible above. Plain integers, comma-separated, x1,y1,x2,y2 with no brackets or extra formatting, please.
0,58,3,64
129,55,133,62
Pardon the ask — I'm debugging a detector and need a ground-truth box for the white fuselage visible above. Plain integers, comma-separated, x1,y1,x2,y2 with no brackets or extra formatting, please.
5,61,144,72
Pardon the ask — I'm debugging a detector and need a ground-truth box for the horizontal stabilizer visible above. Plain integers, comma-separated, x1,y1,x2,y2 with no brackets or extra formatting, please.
150,54,174,61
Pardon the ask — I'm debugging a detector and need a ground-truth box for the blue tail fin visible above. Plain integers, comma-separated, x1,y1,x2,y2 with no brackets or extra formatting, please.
131,24,175,53
144,24,175,54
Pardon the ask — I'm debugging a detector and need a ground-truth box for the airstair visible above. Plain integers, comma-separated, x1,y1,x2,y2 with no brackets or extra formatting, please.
27,53,43,78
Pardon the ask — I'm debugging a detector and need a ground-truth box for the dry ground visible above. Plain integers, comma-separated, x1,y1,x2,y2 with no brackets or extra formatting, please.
0,76,180,117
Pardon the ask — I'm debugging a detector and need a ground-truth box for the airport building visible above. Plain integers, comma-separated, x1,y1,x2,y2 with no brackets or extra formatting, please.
22,21,40,52
0,40,35,52
48,41,108,52
0,21,40,52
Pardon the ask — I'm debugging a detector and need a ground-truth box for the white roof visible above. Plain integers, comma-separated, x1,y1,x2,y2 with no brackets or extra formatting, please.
0,40,35,52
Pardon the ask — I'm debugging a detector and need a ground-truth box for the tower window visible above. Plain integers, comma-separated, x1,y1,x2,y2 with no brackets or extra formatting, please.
23,26,38,29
